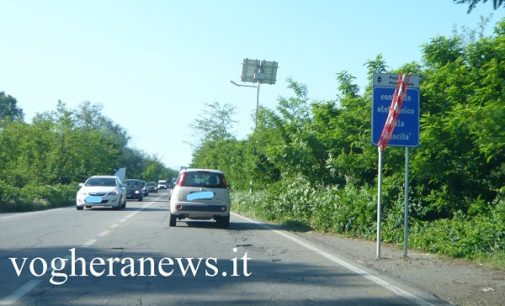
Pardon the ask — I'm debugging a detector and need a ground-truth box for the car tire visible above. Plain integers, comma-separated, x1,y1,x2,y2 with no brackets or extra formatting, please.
114,204,121,210
76,206,83,210
138,196,143,202
169,214,177,227
122,202,126,209
217,215,230,228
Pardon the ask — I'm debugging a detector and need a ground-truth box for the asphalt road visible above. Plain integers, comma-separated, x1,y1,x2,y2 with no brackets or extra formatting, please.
0,190,445,306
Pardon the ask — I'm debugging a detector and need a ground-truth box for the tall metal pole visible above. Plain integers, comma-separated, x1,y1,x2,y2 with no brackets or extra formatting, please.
376,147,383,259
403,147,410,257
255,82,261,129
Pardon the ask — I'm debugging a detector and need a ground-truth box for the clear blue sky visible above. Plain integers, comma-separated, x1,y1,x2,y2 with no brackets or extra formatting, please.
1,0,503,170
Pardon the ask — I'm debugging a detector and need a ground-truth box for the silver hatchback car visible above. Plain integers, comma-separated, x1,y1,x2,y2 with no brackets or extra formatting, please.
169,168,231,228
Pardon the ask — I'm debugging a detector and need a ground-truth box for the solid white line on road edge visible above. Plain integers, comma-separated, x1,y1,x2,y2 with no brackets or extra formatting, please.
231,212,435,306
109,223,119,229
81,239,97,247
0,207,72,221
0,280,41,306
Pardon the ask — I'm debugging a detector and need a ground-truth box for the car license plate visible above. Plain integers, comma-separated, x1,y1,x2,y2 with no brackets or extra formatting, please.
85,196,102,204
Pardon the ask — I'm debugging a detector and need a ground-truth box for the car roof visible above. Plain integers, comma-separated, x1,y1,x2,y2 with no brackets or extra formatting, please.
181,168,224,174
89,175,119,179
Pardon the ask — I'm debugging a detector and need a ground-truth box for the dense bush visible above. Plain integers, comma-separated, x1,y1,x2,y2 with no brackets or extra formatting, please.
0,181,77,212
232,185,505,259
204,19,505,260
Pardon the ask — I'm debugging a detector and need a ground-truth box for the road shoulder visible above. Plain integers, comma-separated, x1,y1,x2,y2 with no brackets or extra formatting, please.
232,212,505,306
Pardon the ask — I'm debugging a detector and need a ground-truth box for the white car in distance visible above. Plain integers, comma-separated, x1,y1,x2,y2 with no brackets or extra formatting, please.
76,175,127,210
157,179,168,190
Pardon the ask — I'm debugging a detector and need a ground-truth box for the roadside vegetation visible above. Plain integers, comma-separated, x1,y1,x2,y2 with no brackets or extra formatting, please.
0,99,177,212
190,19,505,263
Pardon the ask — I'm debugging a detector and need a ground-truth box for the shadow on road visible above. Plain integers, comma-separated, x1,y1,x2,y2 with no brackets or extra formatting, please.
0,246,431,305
82,206,169,212
179,220,307,233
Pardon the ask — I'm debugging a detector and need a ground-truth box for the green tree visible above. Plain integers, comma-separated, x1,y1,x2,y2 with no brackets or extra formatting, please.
454,0,505,13
189,101,254,189
190,101,237,145
0,92,24,125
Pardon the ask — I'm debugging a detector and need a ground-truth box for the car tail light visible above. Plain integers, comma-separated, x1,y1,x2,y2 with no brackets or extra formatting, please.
221,175,228,188
176,204,182,210
178,173,188,186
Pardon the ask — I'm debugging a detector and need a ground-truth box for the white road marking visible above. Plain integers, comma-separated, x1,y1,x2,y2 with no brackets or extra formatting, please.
0,207,70,221
0,280,41,305
81,239,97,247
0,194,167,304
232,212,435,306
98,230,111,237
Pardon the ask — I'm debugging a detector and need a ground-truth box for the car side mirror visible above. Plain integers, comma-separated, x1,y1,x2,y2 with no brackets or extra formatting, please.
78,183,84,187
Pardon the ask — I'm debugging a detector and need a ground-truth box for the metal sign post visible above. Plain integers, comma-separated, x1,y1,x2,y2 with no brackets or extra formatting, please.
403,147,409,257
372,73,420,259
255,82,260,129
376,147,383,258
231,58,278,130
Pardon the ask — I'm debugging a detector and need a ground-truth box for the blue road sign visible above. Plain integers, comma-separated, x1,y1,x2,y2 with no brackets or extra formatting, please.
372,86,420,147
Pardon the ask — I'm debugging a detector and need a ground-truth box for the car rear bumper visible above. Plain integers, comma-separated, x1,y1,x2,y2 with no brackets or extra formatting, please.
76,195,121,207
170,203,230,219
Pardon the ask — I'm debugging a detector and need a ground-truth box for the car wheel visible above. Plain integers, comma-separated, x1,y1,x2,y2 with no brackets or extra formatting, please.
114,204,121,210
138,196,143,202
122,201,126,209
217,215,230,228
169,214,177,227
76,206,83,211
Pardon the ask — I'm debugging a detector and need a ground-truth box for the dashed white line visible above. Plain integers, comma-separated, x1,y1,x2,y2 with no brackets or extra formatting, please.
81,238,97,247
98,230,111,237
0,194,167,304
0,280,41,305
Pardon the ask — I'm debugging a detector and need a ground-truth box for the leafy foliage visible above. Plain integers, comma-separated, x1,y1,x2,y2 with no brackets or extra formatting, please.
453,0,505,13
0,92,24,126
0,100,175,211
194,18,505,259
190,101,237,144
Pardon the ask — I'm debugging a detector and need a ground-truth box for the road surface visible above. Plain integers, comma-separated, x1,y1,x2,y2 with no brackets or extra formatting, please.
0,191,445,305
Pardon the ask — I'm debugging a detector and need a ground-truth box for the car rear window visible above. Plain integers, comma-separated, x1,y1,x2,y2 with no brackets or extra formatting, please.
86,178,117,187
126,180,141,187
180,172,225,188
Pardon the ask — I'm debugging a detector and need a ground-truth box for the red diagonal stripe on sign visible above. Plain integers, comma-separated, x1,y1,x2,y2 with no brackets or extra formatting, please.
377,74,411,150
